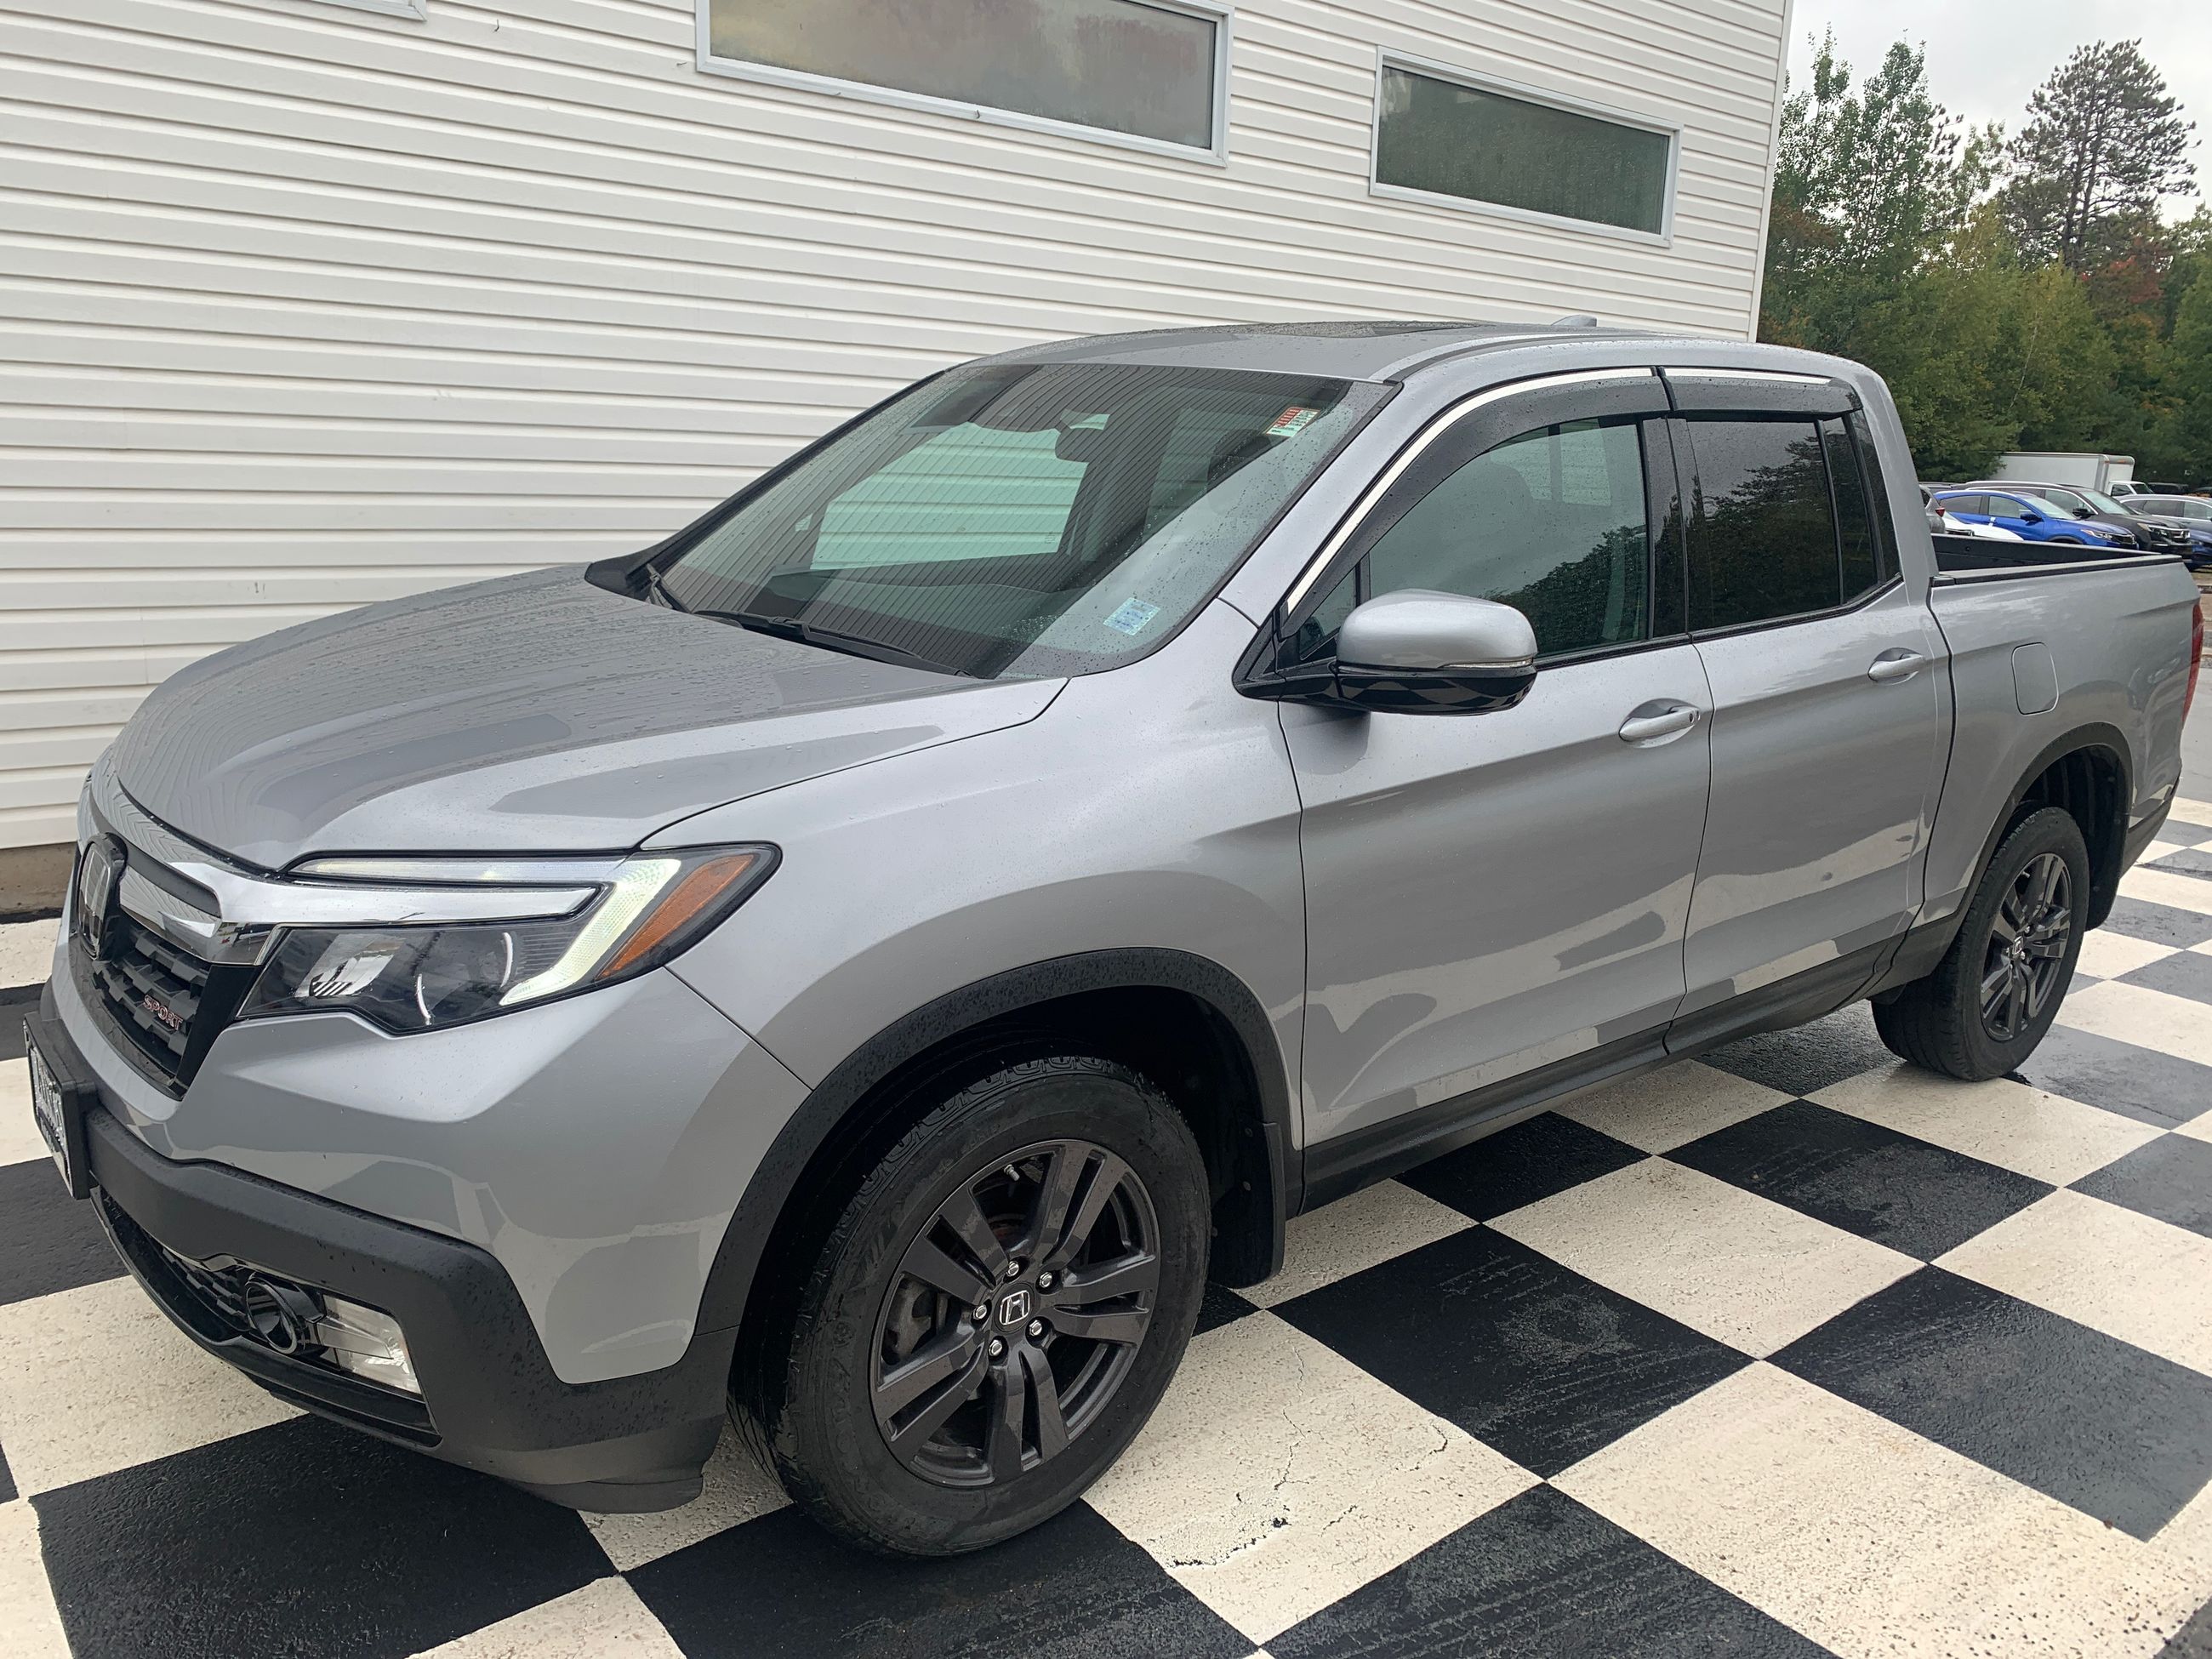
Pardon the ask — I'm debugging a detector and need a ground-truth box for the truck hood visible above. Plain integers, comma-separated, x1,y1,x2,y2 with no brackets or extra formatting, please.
109,567,1061,869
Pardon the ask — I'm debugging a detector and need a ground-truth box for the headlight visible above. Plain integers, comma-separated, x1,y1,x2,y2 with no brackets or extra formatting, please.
237,846,775,1033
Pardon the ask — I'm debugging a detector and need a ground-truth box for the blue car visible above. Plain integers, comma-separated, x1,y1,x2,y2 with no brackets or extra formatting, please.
1929,489,2141,551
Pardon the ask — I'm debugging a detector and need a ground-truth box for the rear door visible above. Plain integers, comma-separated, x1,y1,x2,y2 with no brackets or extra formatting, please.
1665,376,1948,1035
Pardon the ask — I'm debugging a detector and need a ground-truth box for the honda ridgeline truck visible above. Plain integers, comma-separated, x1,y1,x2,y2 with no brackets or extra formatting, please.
25,323,2203,1555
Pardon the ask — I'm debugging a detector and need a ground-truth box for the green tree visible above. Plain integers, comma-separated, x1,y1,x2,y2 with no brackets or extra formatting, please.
1762,35,1991,350
1999,41,2196,271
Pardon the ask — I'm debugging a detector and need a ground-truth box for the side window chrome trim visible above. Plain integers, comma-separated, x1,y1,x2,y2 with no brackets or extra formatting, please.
1663,368,1835,387
1280,367,1658,615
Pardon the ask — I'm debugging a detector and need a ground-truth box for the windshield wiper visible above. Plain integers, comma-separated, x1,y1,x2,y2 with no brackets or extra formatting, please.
636,561,689,612
683,607,969,678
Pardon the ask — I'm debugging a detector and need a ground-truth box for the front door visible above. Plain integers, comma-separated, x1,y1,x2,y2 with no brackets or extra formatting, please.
1274,372,1714,1177
1666,392,1947,1026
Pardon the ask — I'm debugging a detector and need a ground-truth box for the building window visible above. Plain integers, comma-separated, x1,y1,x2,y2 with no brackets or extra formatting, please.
1372,58,1676,239
697,0,1228,159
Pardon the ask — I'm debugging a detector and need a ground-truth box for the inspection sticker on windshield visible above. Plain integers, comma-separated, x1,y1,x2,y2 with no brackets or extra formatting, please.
1103,598,1161,636
1266,405,1321,439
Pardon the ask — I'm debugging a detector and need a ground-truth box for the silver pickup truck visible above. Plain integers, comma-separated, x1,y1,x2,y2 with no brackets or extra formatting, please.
24,322,2203,1557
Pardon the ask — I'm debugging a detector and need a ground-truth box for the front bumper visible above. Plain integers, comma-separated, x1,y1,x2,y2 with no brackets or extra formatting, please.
31,989,732,1511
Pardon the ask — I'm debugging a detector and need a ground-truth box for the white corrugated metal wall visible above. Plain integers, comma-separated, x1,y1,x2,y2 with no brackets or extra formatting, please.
0,0,1791,850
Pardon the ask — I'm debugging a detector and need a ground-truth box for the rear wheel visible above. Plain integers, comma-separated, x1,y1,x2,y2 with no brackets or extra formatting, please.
741,1056,1208,1556
1874,806,2089,1080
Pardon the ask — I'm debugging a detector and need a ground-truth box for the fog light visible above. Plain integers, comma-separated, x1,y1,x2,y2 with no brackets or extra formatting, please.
316,1296,419,1394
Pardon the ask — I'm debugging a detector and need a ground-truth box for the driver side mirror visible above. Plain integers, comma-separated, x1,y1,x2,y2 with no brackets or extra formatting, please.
2019,509,2044,524
1292,590,1538,715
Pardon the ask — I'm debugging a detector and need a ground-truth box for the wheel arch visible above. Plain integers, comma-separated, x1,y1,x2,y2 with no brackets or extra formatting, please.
701,949,1297,1399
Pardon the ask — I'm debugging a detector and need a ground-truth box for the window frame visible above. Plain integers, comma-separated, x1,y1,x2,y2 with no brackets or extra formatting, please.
1368,50,1682,247
693,0,1234,165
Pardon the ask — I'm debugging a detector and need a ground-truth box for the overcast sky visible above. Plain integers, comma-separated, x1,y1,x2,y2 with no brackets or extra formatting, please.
1787,2,2212,211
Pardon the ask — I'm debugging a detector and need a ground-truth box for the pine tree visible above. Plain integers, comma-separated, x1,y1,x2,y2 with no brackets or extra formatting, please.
2000,41,2196,271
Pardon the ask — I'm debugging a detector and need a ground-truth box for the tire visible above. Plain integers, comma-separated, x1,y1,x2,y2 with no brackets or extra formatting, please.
1874,806,2089,1080
739,1056,1209,1556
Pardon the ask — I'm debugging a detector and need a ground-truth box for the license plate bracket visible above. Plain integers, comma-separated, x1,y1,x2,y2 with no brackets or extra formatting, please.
25,1023,92,1200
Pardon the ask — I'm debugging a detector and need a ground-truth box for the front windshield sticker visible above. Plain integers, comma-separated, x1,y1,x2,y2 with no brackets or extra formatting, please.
1103,597,1162,636
1266,405,1321,439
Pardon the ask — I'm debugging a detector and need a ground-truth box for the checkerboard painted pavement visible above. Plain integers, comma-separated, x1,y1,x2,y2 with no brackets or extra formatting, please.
5,801,2212,1658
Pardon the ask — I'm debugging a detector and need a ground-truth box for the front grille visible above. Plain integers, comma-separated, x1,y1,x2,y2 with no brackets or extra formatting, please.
87,917,208,1079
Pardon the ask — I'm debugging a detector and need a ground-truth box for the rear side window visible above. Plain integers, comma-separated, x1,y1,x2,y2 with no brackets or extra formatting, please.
1685,417,1839,630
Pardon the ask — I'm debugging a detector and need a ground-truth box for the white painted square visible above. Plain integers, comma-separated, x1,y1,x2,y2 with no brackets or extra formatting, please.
1556,1363,2206,1659
1086,1311,1536,1645
0,917,58,991
1811,1063,2161,1188
408,1576,685,1658
1486,1158,1915,1357
0,1058,54,1168
1553,1059,1791,1154
2118,866,2212,918
583,1432,788,1571
1939,1189,2212,1377
2060,980,2212,1069
0,1275,296,1497
0,1499,71,1658
1240,1179,1472,1309
2075,929,2181,982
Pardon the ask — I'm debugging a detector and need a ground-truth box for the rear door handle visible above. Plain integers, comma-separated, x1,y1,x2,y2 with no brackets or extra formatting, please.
1867,649,1926,684
1618,703,1701,745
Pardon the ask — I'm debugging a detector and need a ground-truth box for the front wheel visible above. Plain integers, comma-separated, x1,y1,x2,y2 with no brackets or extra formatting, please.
1874,806,2089,1080
742,1056,1209,1556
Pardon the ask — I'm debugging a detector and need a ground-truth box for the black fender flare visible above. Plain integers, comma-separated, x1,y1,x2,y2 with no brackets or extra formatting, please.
692,947,1297,1342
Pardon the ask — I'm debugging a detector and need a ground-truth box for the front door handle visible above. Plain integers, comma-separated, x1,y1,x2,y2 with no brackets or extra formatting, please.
1618,703,1701,745
1868,649,1927,684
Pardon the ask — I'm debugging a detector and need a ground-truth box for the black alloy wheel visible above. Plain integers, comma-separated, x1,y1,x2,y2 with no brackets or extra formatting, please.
739,1055,1208,1556
1874,805,2089,1080
870,1139,1159,1488
1979,852,2072,1042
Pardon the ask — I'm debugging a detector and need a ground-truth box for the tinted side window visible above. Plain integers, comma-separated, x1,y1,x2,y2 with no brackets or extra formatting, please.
1364,418,1651,658
1821,416,1879,601
1685,417,1839,630
1844,410,1895,579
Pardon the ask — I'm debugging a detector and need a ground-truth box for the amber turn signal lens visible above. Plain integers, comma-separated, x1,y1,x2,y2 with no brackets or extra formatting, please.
599,849,767,979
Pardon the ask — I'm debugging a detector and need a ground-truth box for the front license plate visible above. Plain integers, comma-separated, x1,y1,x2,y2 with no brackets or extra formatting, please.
25,1028,88,1200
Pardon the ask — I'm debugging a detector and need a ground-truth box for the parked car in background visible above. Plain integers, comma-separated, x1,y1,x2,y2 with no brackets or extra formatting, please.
1930,488,2141,550
1963,480,2194,561
2112,480,2187,498
25,326,2203,1557
2116,493,2212,571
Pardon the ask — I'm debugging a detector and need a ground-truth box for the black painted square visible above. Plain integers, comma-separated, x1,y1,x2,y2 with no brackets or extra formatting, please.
2160,1590,2212,1658
2148,850,2212,878
2073,1135,2212,1240
0,1158,126,1306
1274,1228,1747,1477
1269,1485,1830,1659
31,1415,609,1659
1668,1098,2050,1259
2164,811,2212,841
629,1501,1247,1659
1774,1268,2212,1538
0,1437,16,1506
2099,898,2212,949
2119,949,2212,1007
1194,1280,1259,1335
1701,1002,1896,1097
1399,1112,1645,1223
2009,1024,2212,1128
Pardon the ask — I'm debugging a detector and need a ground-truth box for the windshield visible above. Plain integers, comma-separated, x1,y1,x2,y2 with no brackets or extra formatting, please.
2071,486,2129,516
653,362,1387,680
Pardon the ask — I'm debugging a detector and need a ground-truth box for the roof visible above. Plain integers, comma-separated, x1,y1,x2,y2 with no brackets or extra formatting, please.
980,318,1668,382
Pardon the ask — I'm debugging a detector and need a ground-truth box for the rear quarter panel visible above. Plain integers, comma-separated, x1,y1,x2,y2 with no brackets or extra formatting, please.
1924,562,2198,921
